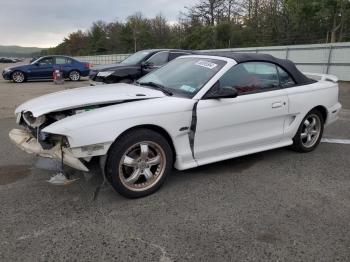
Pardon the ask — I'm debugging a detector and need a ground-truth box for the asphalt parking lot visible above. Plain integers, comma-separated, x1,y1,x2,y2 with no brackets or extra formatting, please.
0,64,350,261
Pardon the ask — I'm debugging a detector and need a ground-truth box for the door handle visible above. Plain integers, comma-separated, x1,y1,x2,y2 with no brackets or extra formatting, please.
272,102,284,108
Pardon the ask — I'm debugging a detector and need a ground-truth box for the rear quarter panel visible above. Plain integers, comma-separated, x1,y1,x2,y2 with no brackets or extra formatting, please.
75,61,90,76
285,80,339,138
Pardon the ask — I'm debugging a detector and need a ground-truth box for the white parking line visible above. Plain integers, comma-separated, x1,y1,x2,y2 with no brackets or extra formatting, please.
321,138,350,145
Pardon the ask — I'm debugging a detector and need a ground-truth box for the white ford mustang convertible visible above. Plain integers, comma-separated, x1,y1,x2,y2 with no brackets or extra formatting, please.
10,53,342,198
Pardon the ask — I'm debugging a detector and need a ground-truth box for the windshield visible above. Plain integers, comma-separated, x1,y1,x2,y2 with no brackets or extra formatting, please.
30,57,42,64
137,57,226,98
121,51,151,65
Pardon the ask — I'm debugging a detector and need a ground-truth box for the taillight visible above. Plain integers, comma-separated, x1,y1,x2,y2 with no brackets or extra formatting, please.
84,63,90,69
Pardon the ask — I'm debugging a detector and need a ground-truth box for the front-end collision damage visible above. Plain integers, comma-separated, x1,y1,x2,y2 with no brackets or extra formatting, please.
10,84,168,173
9,129,89,172
22,111,46,127
10,99,151,172
10,106,115,172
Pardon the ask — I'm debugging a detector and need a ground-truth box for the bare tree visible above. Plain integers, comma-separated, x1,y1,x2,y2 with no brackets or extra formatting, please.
128,12,144,52
150,14,170,47
224,0,244,22
186,0,226,25
330,0,346,42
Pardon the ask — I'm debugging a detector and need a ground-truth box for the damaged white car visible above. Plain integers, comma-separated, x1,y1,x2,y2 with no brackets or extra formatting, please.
10,53,342,198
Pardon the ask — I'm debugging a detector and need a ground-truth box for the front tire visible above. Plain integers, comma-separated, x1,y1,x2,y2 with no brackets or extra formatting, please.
291,109,324,152
106,128,173,198
12,71,25,83
69,70,80,81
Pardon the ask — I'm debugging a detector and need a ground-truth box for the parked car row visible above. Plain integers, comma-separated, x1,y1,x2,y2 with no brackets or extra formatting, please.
2,49,192,84
2,55,90,83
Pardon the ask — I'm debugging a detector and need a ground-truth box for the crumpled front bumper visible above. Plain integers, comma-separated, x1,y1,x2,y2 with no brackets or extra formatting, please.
9,129,89,172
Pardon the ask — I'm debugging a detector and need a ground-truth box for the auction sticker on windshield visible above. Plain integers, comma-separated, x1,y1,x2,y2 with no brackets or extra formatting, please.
195,60,218,69
180,85,196,93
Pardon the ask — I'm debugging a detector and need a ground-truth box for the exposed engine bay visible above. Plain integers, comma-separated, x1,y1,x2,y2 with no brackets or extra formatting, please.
11,103,122,172
19,105,106,150
9,82,167,172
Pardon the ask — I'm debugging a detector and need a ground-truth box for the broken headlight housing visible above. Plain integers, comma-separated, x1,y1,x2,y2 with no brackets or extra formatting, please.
22,111,46,128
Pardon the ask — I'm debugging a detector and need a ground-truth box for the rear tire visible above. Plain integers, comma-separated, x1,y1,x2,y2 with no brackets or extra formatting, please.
106,128,173,198
12,71,25,83
69,70,80,81
291,109,324,153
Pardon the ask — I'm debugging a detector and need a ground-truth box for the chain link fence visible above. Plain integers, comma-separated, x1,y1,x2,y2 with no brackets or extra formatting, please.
74,54,130,65
201,42,350,81
74,42,350,81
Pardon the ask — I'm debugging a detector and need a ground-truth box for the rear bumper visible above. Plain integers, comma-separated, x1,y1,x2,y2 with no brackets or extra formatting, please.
9,129,89,172
80,70,90,77
326,102,342,126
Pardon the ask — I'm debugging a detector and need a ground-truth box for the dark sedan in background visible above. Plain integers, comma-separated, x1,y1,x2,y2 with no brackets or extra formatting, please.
89,49,192,85
0,57,21,63
2,55,90,83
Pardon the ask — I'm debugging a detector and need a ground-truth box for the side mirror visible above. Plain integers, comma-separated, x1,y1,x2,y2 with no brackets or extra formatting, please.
141,61,154,69
34,62,40,66
204,85,238,99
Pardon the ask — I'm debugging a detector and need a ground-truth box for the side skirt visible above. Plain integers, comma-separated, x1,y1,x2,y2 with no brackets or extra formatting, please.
195,140,293,168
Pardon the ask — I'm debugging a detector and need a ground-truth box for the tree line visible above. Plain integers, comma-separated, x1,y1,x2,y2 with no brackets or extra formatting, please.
43,0,350,56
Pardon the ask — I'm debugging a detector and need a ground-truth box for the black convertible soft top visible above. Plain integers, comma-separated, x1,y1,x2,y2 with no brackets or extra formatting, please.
196,51,316,85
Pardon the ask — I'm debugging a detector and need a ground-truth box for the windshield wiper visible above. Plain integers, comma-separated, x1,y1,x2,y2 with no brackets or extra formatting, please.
136,81,173,96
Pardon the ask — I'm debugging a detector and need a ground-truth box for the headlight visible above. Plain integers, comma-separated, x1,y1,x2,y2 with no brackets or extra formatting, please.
97,71,114,77
23,112,46,128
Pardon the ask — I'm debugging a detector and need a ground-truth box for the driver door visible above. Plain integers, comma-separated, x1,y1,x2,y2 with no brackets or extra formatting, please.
31,57,54,79
194,62,289,162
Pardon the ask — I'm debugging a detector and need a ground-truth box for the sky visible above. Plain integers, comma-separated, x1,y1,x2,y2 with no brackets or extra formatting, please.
0,0,196,48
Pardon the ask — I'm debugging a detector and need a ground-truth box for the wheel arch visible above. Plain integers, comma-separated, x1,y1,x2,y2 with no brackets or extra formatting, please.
312,105,328,122
289,105,328,141
68,69,81,74
107,124,177,163
11,70,26,79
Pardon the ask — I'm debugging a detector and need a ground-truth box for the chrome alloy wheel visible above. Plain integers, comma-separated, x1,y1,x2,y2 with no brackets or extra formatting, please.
69,71,80,81
300,114,321,148
119,141,166,192
12,71,25,83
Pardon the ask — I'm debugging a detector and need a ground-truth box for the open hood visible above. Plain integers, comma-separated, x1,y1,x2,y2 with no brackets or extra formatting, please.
15,83,165,117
